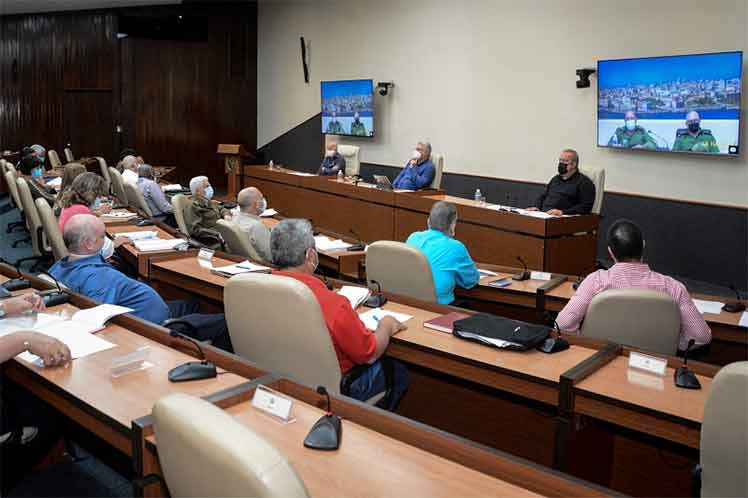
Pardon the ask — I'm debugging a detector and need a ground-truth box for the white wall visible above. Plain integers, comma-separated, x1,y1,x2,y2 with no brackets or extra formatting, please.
258,0,748,207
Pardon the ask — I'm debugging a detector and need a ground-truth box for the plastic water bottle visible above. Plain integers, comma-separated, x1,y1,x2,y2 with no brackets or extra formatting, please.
268,160,274,170
474,189,483,205
337,170,344,182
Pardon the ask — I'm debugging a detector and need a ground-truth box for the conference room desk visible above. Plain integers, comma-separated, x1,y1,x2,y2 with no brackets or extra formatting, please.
106,223,183,278
454,268,747,366
132,379,613,498
241,165,599,275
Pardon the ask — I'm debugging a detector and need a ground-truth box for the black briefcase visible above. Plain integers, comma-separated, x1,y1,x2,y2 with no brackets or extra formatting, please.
452,313,550,351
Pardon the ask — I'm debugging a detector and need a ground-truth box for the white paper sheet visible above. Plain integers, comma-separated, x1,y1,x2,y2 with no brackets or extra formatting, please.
314,236,352,252
17,323,116,365
738,311,748,328
260,208,278,217
693,299,724,315
359,308,413,330
111,231,159,241
133,238,184,252
337,286,371,309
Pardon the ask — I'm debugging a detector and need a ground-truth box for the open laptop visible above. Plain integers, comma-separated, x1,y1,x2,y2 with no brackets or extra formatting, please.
373,175,393,191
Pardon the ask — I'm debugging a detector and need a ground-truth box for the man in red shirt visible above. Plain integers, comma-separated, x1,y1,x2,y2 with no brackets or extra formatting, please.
271,219,409,410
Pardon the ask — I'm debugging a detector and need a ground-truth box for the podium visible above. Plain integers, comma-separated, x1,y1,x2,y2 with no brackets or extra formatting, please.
217,144,254,199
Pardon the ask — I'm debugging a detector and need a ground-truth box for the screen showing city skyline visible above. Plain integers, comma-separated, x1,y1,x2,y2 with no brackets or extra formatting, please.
597,51,742,156
321,79,375,138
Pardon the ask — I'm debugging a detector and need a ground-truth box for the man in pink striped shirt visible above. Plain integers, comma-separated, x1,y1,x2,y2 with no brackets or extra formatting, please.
557,220,711,353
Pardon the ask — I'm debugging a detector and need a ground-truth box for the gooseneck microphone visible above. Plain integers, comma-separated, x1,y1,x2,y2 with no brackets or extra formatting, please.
674,339,702,390
722,284,746,313
364,279,387,308
164,322,217,382
38,271,70,307
304,386,342,450
0,256,31,292
512,256,531,281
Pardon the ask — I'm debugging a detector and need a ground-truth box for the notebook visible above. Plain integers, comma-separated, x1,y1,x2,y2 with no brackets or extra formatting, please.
358,308,413,330
337,286,371,309
423,312,471,334
210,260,272,277
0,304,132,336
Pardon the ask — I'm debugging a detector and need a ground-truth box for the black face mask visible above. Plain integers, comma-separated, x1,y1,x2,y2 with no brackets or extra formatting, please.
558,162,568,175
687,122,700,133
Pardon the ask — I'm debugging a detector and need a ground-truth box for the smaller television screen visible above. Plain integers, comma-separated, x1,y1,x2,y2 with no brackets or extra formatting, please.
597,51,742,156
321,79,374,137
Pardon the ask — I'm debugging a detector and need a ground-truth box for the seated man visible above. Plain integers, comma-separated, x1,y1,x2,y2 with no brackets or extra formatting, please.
556,219,712,355
137,164,176,227
317,142,346,176
672,111,720,153
527,148,595,216
406,201,480,304
49,214,232,351
232,187,272,263
607,111,657,149
120,155,139,185
18,154,56,207
271,219,409,410
392,142,435,190
28,144,49,170
185,175,230,248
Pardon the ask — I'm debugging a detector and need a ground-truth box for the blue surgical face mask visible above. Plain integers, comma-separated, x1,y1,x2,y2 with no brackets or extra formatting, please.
204,186,214,200
91,197,103,210
31,167,42,179
259,197,267,213
625,119,636,131
99,237,114,260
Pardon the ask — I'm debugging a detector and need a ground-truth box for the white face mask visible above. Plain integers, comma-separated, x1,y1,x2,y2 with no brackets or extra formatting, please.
325,149,335,157
204,186,214,200
625,119,636,131
412,150,422,160
99,237,114,260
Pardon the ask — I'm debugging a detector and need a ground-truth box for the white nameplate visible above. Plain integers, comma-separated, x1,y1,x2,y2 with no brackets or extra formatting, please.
251,385,294,422
628,351,667,376
197,248,215,262
530,271,552,281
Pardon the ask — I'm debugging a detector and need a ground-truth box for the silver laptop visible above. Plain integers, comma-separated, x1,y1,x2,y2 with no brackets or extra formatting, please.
373,175,393,191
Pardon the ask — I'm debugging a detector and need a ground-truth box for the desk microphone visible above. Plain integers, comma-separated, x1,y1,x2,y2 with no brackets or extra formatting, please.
722,284,746,313
163,320,217,382
347,228,366,252
38,271,70,307
674,339,701,390
512,257,530,281
0,256,31,292
304,386,341,450
364,279,387,308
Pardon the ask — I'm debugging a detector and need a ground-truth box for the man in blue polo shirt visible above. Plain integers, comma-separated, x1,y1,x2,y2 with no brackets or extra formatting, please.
406,201,480,304
392,141,436,190
49,214,232,350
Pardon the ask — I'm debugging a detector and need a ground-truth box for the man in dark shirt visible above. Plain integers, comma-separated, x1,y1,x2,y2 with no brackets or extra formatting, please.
317,142,346,176
528,149,595,216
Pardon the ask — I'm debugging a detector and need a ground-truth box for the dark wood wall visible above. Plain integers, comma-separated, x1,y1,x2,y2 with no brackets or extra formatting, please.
0,4,257,188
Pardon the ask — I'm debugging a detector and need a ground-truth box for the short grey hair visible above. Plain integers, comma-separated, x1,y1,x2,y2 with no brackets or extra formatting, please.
428,201,457,233
30,144,46,158
562,148,579,166
121,155,138,171
138,164,154,178
237,187,261,211
63,214,99,254
271,219,315,269
189,175,208,196
419,141,432,157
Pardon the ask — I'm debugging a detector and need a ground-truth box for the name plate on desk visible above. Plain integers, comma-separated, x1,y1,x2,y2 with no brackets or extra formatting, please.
628,351,667,376
251,385,294,423
530,271,552,281
197,248,215,262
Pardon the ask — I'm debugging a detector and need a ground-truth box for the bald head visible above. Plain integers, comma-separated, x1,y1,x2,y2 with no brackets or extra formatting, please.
237,187,265,215
63,214,105,256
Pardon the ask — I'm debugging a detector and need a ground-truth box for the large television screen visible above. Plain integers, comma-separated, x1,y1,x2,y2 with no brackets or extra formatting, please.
321,79,374,137
597,51,742,156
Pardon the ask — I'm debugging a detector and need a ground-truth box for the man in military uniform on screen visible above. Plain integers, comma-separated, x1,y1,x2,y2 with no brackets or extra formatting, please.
350,111,368,136
326,111,344,134
672,111,719,153
607,111,657,149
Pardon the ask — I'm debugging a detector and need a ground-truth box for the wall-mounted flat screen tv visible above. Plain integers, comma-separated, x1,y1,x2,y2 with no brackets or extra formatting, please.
598,51,742,156
321,79,374,137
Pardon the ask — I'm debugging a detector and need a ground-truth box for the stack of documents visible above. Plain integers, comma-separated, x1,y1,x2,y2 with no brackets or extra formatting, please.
359,308,413,330
211,260,272,277
101,210,137,221
314,236,353,252
112,231,159,241
0,304,132,365
161,184,184,191
133,238,185,252
693,299,724,315
337,286,371,309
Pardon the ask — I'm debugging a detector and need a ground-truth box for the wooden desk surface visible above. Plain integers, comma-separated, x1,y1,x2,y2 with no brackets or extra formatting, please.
373,301,598,385
153,254,236,288
148,395,541,498
15,308,247,429
574,356,710,424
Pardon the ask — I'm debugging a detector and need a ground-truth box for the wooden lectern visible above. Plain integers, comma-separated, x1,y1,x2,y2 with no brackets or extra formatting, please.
217,144,253,199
